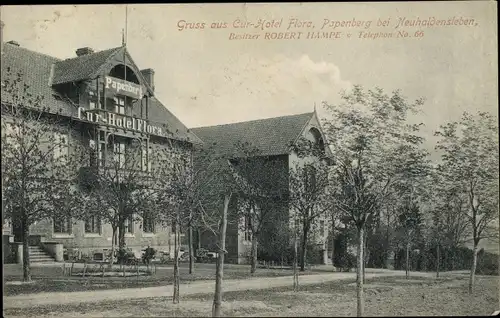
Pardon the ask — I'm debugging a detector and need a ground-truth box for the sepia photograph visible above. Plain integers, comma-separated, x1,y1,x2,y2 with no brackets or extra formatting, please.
1,2,498,317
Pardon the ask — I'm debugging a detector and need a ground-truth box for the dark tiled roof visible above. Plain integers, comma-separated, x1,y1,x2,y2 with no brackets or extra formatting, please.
52,47,122,85
1,42,201,144
191,113,314,157
1,43,73,117
145,97,203,143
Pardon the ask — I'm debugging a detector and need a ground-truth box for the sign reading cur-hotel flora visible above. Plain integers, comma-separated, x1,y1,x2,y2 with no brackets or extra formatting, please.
77,76,163,136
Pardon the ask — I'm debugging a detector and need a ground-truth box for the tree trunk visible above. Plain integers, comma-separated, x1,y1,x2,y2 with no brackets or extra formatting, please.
173,218,180,304
436,242,440,278
22,217,31,282
406,241,410,279
188,220,194,275
197,228,201,249
385,212,391,269
212,194,230,317
363,229,368,284
331,216,335,266
300,223,309,272
468,244,479,294
109,226,117,267
118,218,126,250
250,233,258,274
356,226,365,317
293,228,299,291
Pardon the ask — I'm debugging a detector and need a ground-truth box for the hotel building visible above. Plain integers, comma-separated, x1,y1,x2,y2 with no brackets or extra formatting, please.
1,39,201,262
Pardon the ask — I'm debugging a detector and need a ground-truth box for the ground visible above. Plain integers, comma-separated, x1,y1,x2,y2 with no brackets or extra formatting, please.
3,263,499,317
3,262,320,295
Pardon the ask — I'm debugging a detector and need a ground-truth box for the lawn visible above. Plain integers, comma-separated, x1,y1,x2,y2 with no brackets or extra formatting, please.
3,262,320,296
3,275,498,317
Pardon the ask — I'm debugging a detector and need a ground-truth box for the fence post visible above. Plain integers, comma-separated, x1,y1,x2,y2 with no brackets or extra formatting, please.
70,262,74,276
82,261,87,278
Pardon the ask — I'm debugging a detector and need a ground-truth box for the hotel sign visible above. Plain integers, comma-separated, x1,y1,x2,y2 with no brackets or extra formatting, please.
104,76,143,100
77,107,164,136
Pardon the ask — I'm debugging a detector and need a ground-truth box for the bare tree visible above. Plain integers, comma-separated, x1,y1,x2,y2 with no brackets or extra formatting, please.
435,111,499,293
288,137,332,273
1,70,84,281
152,143,213,303
80,136,156,267
184,144,245,317
231,141,289,274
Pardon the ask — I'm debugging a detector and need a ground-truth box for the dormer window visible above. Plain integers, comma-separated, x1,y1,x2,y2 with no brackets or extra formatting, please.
114,96,125,114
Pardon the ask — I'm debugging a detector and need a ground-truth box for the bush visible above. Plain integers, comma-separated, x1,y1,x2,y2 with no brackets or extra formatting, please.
142,246,156,265
392,244,498,275
477,249,499,275
116,248,136,265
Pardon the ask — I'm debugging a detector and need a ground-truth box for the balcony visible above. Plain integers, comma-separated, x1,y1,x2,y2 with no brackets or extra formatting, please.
78,165,155,189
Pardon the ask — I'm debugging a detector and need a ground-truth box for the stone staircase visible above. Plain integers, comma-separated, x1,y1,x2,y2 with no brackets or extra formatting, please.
29,245,56,263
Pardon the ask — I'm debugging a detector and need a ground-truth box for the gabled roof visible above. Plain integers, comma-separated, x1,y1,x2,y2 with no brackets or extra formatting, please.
191,112,314,157
1,42,201,144
52,47,122,85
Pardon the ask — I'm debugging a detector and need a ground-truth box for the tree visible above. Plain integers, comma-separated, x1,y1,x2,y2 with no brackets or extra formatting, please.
1,69,84,281
435,111,499,293
80,136,156,267
429,167,471,276
323,86,428,317
152,142,214,303
190,144,247,317
231,141,289,274
289,137,332,273
397,199,423,279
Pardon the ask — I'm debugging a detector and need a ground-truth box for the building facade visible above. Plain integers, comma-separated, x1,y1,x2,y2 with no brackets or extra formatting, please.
191,111,333,265
1,41,200,261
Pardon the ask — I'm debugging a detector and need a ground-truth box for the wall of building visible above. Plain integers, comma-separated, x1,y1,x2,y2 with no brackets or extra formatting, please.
29,217,173,257
287,115,330,264
2,109,192,259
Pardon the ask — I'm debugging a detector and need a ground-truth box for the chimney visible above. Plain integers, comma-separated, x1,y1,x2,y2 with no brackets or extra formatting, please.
140,68,155,92
6,40,20,47
76,47,94,57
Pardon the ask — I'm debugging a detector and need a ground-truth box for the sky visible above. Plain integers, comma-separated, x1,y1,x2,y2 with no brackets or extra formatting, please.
0,2,497,154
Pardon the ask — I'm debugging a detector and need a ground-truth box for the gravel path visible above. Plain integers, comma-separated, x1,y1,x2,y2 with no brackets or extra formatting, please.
2,269,445,309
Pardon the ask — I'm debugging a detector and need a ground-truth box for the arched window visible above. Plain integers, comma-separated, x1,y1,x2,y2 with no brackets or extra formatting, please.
108,64,140,84
306,127,325,152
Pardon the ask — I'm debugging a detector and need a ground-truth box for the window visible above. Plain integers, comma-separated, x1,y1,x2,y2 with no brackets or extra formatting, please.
319,220,325,237
54,217,72,234
90,134,106,167
53,132,69,163
113,142,126,169
244,215,252,241
141,146,152,172
143,211,155,233
89,90,96,109
85,216,101,234
114,96,125,114
125,215,134,233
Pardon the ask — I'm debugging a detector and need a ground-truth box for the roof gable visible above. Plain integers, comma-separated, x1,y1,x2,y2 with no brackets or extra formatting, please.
1,43,199,144
51,46,154,97
191,113,314,157
52,47,122,85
